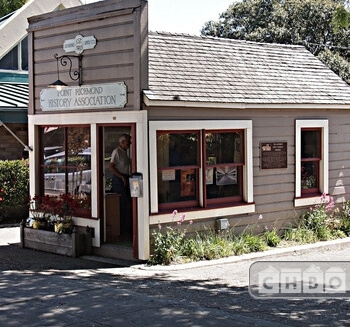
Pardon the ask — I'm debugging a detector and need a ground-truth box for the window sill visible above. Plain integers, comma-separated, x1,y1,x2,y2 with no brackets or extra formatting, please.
294,195,322,208
150,203,256,225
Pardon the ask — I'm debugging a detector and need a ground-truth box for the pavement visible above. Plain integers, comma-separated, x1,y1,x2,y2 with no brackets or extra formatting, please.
1,225,350,326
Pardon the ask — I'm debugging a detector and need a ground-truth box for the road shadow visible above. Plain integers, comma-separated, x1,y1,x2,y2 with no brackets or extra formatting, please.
1,243,350,326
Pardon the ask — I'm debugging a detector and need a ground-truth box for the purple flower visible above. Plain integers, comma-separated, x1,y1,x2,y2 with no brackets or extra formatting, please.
171,210,178,221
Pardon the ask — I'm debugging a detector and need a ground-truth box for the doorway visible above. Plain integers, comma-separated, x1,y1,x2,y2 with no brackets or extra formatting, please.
98,124,136,252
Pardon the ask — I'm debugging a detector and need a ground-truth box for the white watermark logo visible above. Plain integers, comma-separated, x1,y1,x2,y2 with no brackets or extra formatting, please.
249,261,349,299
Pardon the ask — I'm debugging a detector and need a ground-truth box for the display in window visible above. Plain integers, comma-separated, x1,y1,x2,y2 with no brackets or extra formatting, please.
301,163,317,189
206,156,216,165
206,168,214,185
216,166,237,185
181,169,196,197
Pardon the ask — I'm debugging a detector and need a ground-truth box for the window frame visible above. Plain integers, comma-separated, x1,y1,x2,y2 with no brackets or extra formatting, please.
295,120,328,207
156,130,201,210
39,125,92,218
203,129,245,206
149,120,254,215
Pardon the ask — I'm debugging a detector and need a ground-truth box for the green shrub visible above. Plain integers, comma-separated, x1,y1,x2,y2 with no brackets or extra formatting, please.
239,233,267,253
339,200,350,236
0,160,29,223
283,226,318,243
263,228,281,247
148,197,350,265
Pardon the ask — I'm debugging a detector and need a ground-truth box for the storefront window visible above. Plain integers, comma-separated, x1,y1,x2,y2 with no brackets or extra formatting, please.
40,126,91,217
205,131,244,204
156,129,245,210
149,120,254,215
157,132,199,208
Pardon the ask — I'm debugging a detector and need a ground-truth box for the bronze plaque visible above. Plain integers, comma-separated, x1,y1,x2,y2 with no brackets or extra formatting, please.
260,142,287,169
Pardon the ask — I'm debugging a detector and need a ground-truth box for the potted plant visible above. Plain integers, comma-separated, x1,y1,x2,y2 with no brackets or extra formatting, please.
22,193,92,257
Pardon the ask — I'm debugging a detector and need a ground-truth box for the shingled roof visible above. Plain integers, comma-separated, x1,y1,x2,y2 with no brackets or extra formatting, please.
144,32,350,107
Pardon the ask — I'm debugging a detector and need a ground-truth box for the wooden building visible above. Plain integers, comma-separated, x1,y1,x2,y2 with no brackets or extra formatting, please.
27,0,350,260
0,0,82,160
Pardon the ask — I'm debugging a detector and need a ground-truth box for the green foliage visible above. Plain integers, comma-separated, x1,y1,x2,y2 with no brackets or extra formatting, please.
0,160,29,223
339,200,350,235
149,225,187,265
238,233,267,253
201,0,350,83
149,196,350,265
283,226,319,243
262,228,281,247
0,0,28,17
318,49,350,84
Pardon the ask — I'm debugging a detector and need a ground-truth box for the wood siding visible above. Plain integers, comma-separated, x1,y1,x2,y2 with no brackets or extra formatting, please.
27,0,148,114
148,107,350,231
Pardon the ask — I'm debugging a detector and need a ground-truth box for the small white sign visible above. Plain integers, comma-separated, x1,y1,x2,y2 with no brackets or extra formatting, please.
40,82,127,111
63,35,97,54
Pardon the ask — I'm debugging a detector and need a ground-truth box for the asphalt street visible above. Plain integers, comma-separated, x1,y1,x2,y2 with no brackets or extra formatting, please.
1,226,350,326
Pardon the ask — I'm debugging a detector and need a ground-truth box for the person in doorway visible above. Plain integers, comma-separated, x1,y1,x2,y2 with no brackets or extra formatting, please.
109,134,132,238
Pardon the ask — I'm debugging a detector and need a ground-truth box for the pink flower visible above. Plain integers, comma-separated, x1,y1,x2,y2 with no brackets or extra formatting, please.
258,214,263,221
177,221,181,225
171,210,178,221
158,224,162,229
189,220,193,225
180,214,186,222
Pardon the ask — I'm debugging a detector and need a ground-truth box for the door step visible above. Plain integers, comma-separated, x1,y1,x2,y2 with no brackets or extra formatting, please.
91,243,140,262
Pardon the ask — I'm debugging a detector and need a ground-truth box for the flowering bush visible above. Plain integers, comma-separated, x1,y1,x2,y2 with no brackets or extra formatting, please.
148,195,350,266
301,193,337,240
149,210,192,265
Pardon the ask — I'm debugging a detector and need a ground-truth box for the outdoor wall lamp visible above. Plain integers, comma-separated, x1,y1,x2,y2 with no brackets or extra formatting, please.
48,53,83,90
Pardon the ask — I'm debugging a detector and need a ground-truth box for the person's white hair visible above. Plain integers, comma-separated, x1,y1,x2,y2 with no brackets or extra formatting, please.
119,134,131,143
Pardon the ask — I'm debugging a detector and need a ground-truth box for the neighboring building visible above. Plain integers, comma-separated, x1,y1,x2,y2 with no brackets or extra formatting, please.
27,0,350,260
0,0,82,159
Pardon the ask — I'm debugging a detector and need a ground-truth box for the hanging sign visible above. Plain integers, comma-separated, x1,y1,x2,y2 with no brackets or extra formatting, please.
40,82,127,111
63,34,97,54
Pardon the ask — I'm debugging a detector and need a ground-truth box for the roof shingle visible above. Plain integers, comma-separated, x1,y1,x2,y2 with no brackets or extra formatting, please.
146,32,350,106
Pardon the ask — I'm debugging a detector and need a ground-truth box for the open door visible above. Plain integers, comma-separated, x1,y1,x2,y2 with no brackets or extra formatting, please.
98,124,137,254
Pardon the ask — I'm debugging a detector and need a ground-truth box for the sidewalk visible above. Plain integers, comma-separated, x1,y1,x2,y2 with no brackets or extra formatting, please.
1,226,350,326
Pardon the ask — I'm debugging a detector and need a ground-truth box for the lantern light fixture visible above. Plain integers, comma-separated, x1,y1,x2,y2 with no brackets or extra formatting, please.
48,53,83,90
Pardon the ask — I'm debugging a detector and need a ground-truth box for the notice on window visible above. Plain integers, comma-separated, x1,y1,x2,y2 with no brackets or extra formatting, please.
162,169,175,181
260,142,287,169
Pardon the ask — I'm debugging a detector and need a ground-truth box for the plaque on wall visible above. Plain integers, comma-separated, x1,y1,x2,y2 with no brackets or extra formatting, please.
260,142,287,169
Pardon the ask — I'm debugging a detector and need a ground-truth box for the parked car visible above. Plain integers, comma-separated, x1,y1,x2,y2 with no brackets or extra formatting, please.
43,148,91,196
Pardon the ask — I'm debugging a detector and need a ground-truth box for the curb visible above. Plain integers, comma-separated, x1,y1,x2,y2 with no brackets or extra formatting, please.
136,237,350,271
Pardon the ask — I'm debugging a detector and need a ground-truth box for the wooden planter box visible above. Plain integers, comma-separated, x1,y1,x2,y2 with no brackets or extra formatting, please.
20,223,92,258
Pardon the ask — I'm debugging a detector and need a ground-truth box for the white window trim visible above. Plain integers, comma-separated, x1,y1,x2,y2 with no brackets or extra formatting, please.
295,119,328,207
149,120,254,219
